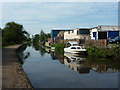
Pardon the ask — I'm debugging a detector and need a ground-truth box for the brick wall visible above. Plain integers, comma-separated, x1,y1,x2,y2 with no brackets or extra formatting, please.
84,39,107,47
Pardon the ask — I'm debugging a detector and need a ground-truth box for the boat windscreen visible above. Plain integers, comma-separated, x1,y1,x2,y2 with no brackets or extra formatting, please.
73,44,79,46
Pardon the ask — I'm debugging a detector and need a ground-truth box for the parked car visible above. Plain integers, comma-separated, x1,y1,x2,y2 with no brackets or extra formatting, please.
107,37,114,42
109,36,120,44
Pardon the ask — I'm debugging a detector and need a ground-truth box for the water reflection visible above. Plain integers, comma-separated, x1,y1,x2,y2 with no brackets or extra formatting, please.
64,53,91,74
17,44,119,88
32,43,46,56
17,44,30,64
64,53,119,74
17,44,120,73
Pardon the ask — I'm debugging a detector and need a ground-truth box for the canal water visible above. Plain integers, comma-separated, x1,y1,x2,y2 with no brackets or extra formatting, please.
17,44,119,88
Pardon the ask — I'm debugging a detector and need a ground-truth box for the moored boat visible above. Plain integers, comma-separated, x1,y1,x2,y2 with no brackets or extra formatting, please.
64,41,86,54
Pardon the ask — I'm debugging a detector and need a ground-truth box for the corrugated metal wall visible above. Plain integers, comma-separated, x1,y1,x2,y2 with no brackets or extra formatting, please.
108,31,119,38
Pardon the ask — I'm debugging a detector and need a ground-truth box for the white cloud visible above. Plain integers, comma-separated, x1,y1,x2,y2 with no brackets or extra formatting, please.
1,2,118,35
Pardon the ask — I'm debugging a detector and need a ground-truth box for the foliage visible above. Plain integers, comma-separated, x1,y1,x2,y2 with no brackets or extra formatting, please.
32,30,51,45
39,30,51,42
86,45,120,59
54,43,65,54
2,22,29,47
33,34,40,44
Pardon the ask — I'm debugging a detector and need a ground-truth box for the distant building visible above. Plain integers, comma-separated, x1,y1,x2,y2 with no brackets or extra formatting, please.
90,25,120,40
51,28,73,43
64,28,90,44
56,31,64,43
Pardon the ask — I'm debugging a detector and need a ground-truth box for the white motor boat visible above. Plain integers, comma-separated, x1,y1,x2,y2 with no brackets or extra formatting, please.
64,41,86,54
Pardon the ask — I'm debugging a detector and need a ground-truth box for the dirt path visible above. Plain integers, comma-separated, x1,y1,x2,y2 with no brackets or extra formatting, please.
2,44,34,89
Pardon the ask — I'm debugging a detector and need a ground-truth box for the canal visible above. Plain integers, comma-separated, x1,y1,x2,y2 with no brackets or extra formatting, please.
17,44,120,88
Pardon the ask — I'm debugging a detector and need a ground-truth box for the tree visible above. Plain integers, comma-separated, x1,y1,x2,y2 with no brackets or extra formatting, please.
39,30,45,42
33,34,40,44
2,22,28,45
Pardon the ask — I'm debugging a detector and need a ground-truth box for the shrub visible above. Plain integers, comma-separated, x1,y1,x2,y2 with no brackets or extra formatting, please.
54,43,65,54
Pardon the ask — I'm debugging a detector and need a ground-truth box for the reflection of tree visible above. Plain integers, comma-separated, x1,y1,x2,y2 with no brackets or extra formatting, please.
86,56,120,71
33,42,40,51
17,44,30,64
39,46,46,57
17,44,27,52
32,43,46,57
27,42,31,47
18,52,30,64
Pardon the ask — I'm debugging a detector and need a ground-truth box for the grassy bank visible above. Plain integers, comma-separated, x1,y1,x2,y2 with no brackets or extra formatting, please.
86,45,120,60
54,43,65,54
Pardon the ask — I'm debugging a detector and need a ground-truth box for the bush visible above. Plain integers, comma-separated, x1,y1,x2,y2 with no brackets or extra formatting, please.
86,45,120,59
54,43,65,54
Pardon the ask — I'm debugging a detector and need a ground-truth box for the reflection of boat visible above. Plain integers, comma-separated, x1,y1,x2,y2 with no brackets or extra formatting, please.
45,42,51,48
64,53,85,61
64,41,86,53
45,47,51,53
64,52,91,74
51,47,55,52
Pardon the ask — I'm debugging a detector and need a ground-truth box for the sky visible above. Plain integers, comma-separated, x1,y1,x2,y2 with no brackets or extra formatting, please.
1,2,118,36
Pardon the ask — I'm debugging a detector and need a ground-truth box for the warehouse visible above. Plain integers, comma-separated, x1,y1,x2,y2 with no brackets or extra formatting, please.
90,25,120,40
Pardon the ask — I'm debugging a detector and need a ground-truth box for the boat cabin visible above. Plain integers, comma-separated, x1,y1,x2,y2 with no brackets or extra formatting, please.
66,41,79,48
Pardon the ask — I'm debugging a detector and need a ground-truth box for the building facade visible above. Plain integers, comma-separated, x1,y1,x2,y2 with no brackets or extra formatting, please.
51,29,73,43
90,25,120,40
64,28,90,44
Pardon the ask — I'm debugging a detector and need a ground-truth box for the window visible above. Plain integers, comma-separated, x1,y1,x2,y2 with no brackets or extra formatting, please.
77,47,81,49
98,32,107,39
68,31,70,34
72,30,74,33
77,30,79,35
73,44,79,46
79,29,90,34
71,47,76,49
93,32,96,37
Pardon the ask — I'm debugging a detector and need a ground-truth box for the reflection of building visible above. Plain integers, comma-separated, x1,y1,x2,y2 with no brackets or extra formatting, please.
92,64,118,73
56,31,64,44
56,54,64,64
64,53,119,74
64,53,91,74
50,51,57,60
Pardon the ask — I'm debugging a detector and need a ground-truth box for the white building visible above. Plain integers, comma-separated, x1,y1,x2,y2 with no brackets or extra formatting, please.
90,25,120,40
64,28,90,41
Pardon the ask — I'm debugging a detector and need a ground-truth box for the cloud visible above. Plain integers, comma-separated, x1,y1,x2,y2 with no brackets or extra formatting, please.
1,2,118,35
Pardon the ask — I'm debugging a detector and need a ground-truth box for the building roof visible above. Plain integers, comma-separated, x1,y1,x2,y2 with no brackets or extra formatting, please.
52,28,74,31
99,25,120,31
77,27,92,29
95,25,120,31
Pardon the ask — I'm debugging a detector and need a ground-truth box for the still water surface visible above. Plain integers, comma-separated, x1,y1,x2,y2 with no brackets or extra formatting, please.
17,44,119,88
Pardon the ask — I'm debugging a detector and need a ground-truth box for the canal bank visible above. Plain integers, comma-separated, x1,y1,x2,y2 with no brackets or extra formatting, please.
2,44,34,89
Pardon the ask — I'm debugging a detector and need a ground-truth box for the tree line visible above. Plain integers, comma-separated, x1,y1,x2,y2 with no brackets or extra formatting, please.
32,30,51,45
2,21,51,47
